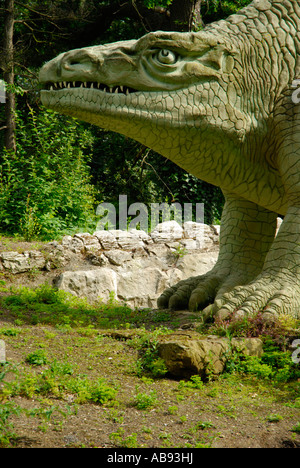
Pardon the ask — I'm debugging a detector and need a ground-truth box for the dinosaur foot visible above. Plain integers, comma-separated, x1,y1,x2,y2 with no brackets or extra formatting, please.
204,272,300,322
158,270,300,321
157,270,253,314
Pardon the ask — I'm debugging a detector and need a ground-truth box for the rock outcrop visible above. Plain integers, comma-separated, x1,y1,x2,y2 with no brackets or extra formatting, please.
54,221,219,308
0,219,283,309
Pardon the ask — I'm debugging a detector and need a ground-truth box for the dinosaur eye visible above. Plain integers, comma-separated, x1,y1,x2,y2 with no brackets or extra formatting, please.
156,49,177,65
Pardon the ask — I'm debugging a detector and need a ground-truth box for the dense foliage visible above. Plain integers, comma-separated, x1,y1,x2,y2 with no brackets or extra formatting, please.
0,0,252,239
0,108,96,239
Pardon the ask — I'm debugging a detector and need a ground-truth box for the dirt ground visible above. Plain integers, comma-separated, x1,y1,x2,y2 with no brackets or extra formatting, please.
0,320,299,449
0,237,299,449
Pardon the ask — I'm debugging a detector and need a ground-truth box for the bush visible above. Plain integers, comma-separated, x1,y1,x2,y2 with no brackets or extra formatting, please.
225,339,300,383
0,107,97,240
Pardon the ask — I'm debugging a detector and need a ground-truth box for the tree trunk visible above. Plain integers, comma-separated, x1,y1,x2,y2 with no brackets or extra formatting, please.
169,0,203,32
3,0,16,153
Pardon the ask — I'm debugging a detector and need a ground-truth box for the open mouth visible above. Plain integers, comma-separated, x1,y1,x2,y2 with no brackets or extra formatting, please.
44,81,138,95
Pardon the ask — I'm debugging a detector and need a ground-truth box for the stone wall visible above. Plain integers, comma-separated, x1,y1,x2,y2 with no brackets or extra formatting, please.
56,221,220,308
0,218,284,309
0,221,219,308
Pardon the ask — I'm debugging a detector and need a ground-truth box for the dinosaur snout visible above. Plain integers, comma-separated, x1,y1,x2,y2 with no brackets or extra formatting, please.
39,47,102,84
40,40,138,88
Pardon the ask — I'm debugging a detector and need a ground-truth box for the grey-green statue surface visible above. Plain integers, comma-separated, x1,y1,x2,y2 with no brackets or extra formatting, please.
39,0,300,321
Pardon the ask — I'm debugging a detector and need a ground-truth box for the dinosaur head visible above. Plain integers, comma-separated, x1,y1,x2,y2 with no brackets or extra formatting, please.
39,30,251,157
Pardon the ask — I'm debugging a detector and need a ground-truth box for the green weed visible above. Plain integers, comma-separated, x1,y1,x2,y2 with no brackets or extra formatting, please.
135,330,168,378
178,375,204,390
25,350,48,366
109,428,140,448
133,388,158,410
0,403,22,447
292,422,300,434
267,414,283,423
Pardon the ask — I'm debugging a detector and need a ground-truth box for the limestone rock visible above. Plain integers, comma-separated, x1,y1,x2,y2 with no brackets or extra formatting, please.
129,229,151,243
54,268,118,303
179,239,199,251
94,230,118,249
151,221,183,243
117,267,169,308
105,249,132,266
55,266,169,308
109,230,144,250
61,235,84,253
74,233,100,253
157,332,263,379
0,250,46,274
176,252,218,278
183,222,219,250
45,243,71,269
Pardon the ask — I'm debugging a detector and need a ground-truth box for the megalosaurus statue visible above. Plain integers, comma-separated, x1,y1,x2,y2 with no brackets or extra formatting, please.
39,0,300,321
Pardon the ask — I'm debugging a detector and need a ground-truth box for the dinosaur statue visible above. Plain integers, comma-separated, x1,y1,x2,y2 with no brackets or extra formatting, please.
39,0,300,322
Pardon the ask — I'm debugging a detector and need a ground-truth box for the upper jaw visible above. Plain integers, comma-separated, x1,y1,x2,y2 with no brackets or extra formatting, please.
42,80,137,95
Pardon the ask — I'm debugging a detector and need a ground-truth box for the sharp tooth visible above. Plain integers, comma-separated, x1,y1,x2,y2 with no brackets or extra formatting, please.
126,88,130,95
73,81,76,87
84,82,87,87
59,82,63,88
120,86,124,92
50,85,54,91
67,83,71,88
114,87,119,94
91,83,94,89
80,83,83,88
109,87,113,93
97,83,100,89
63,81,67,87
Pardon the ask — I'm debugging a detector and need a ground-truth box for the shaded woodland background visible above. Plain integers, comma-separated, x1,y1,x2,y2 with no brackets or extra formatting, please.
0,0,251,240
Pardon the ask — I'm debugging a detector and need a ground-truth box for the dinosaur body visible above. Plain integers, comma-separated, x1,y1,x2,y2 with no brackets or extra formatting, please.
39,0,300,320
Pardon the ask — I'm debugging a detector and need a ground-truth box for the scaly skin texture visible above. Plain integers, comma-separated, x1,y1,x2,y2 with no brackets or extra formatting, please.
39,0,300,320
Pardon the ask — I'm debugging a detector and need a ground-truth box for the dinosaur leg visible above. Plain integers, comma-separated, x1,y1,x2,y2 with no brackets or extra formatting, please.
157,195,277,313
207,106,300,321
208,206,300,321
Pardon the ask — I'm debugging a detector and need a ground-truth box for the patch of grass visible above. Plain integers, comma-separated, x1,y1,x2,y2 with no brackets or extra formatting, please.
0,327,21,337
109,428,140,448
0,402,22,447
0,284,174,330
0,360,118,406
267,414,283,423
133,388,158,410
292,422,300,434
178,375,204,390
167,405,178,415
25,350,48,366
0,283,300,448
